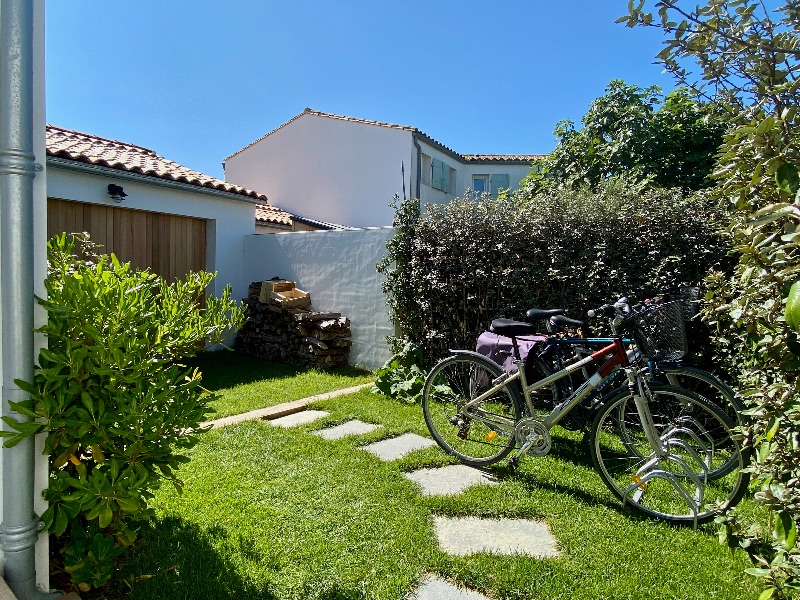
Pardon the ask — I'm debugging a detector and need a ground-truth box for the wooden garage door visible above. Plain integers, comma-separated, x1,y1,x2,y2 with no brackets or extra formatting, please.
48,198,207,283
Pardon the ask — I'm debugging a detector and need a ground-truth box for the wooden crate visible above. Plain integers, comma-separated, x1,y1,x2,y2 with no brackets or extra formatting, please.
270,287,311,309
259,280,295,303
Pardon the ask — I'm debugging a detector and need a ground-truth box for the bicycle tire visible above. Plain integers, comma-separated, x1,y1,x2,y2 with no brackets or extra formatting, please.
656,365,744,424
589,384,750,525
422,353,522,467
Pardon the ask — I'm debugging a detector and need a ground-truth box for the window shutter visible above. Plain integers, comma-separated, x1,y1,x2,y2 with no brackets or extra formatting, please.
490,174,510,197
442,164,451,194
431,158,443,191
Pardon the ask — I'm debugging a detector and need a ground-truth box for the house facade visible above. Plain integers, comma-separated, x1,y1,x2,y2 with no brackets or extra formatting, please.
224,109,544,228
46,126,277,302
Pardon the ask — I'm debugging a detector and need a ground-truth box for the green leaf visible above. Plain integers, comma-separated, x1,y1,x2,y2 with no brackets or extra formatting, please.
776,163,800,194
758,587,775,600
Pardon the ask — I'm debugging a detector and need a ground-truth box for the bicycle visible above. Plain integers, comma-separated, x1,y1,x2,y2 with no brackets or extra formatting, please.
421,301,750,526
522,298,744,429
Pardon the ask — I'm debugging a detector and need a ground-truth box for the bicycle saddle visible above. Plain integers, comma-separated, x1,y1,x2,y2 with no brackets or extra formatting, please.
550,315,585,330
490,318,540,337
526,308,565,321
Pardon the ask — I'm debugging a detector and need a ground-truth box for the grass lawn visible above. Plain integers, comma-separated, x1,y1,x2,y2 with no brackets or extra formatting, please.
108,383,760,600
187,351,374,419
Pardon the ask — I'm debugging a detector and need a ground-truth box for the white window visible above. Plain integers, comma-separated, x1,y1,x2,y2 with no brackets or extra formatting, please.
421,154,431,186
472,175,488,195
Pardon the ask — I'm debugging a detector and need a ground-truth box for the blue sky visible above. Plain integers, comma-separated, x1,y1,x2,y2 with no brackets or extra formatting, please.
46,1,674,181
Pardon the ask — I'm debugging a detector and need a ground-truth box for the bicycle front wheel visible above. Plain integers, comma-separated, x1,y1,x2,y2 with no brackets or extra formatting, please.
422,354,521,467
589,384,750,525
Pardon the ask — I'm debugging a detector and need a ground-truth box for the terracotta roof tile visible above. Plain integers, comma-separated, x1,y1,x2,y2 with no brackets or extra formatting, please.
46,125,268,202
463,153,546,164
255,203,293,227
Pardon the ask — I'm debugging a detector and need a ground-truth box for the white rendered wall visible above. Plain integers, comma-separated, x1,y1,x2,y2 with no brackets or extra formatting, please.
242,228,394,370
225,114,413,228
46,167,257,302
415,140,533,203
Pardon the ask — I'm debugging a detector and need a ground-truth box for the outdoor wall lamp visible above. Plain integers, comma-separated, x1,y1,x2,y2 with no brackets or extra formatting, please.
107,184,127,203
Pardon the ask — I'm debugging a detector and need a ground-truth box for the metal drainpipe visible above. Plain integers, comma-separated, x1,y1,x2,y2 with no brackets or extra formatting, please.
412,131,422,200
0,1,54,598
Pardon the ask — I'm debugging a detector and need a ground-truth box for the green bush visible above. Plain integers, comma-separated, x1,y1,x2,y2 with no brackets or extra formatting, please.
379,183,732,367
0,233,244,591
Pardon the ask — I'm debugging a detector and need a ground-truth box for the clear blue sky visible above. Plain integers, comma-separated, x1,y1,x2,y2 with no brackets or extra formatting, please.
45,1,674,182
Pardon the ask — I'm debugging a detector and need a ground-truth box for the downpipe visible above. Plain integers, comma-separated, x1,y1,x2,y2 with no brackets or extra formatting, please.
0,0,57,597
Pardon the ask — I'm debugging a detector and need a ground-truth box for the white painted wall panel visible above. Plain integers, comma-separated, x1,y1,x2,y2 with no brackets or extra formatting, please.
47,167,256,302
225,113,413,228
242,228,394,370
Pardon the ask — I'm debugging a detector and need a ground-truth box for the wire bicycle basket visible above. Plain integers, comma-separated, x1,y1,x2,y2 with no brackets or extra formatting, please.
623,301,687,362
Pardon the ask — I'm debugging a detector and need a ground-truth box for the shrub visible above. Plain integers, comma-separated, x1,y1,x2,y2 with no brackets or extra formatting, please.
379,182,732,368
0,233,244,591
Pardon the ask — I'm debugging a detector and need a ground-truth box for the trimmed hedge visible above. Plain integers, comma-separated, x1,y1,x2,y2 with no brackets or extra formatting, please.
379,184,733,367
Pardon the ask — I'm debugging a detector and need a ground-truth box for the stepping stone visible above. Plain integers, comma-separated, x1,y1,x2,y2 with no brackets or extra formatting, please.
269,410,329,428
410,575,490,600
314,419,382,440
404,465,498,496
433,516,559,558
362,433,436,461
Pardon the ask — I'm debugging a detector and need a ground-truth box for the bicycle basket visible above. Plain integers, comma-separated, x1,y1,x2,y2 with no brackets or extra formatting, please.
623,301,687,362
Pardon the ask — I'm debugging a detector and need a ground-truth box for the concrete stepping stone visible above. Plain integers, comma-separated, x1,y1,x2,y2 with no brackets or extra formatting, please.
410,575,490,600
268,409,330,428
314,419,382,440
433,516,559,558
362,433,436,461
404,465,498,496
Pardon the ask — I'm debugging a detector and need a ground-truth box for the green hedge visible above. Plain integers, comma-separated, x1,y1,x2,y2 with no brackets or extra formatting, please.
379,183,733,366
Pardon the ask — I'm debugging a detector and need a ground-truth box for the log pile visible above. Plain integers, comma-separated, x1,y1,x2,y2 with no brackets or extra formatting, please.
235,281,352,369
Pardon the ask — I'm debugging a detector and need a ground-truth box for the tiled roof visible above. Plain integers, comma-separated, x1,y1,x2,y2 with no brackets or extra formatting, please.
46,125,268,202
255,203,293,227
463,154,546,164
226,108,544,165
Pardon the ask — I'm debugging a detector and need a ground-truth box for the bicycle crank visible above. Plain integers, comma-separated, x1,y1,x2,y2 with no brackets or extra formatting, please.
514,418,551,457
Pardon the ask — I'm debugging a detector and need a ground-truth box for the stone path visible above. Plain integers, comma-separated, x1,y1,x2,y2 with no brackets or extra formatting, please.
221,398,559,600
404,464,498,496
362,432,437,460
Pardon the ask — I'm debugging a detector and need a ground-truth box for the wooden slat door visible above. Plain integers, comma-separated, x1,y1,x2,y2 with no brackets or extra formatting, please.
47,198,207,282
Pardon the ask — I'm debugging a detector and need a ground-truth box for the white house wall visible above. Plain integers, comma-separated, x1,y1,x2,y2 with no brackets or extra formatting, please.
46,167,256,302
415,139,533,204
225,114,413,228
242,228,394,370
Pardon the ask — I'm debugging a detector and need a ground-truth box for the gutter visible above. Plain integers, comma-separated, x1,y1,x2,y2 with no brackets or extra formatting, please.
0,0,57,597
412,131,422,200
47,156,266,205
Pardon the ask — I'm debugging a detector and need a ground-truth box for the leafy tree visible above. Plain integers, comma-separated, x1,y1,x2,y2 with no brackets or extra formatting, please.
620,1,800,597
525,80,728,192
1,234,244,591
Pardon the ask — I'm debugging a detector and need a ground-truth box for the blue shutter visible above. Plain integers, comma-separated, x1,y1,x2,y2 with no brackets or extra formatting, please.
490,174,510,197
441,163,451,194
431,158,443,191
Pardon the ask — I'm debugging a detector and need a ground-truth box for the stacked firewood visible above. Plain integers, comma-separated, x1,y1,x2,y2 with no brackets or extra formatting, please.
235,282,352,369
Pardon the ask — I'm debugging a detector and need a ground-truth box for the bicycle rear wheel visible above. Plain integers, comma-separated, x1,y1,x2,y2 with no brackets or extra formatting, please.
422,353,521,467
656,364,744,425
589,384,750,525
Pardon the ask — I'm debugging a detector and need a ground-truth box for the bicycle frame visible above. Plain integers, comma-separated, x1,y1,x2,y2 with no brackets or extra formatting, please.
460,337,633,432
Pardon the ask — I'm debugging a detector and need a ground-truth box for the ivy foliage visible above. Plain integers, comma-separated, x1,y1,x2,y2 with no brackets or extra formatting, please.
0,234,244,591
379,183,730,367
525,80,728,193
621,1,800,597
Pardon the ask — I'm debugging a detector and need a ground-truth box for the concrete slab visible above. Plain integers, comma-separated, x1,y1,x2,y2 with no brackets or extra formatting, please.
433,516,560,558
268,410,330,428
314,419,382,440
362,433,436,461
404,465,498,496
409,575,490,600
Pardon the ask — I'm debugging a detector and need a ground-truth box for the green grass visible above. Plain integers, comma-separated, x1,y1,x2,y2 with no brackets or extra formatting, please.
109,384,760,600
187,351,374,419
